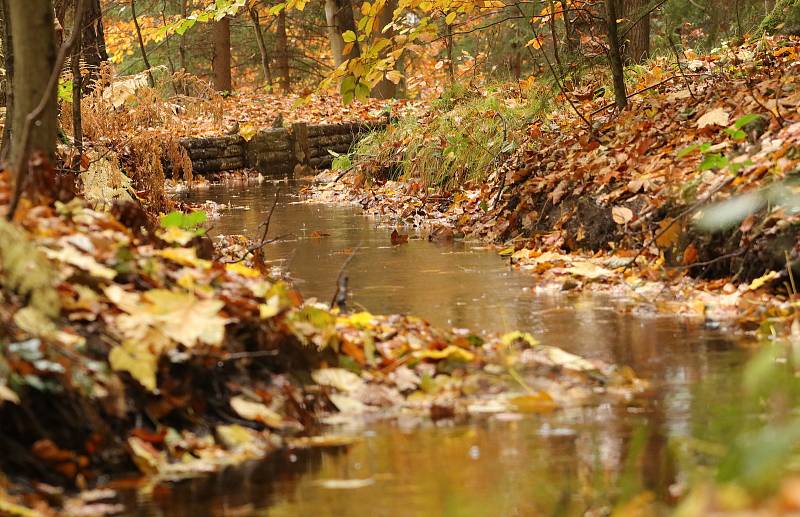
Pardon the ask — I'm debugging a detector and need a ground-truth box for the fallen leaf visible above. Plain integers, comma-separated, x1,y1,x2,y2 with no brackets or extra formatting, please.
230,396,285,428
312,368,365,392
697,107,730,128
612,206,634,225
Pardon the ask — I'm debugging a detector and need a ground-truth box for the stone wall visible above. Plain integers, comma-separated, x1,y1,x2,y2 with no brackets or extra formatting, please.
177,121,382,176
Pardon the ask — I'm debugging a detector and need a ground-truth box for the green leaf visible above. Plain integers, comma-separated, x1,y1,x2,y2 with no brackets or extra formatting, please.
342,30,357,43
724,128,747,140
734,113,762,129
354,81,370,102
698,153,729,171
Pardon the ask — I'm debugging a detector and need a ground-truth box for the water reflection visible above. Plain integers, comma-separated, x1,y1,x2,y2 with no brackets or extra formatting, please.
163,180,755,514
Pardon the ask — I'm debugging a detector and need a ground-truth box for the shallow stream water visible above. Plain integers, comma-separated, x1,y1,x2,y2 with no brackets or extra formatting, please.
131,179,755,516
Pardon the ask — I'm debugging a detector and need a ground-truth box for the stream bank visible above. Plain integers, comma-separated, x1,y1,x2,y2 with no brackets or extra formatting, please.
315,38,800,333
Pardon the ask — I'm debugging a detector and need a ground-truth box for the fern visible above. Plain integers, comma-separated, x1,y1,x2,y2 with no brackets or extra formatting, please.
0,219,60,324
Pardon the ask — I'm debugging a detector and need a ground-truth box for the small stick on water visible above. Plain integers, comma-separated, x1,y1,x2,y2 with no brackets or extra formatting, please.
221,187,282,264
330,244,360,311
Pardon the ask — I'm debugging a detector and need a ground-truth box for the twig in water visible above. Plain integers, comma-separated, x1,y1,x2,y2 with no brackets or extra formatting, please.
220,187,283,264
330,243,360,311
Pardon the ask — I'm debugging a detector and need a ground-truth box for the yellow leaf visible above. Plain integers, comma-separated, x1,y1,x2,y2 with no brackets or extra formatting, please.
238,123,258,142
225,262,261,278
259,295,282,319
749,271,778,291
445,11,457,24
509,392,556,413
346,311,375,329
413,345,475,362
109,342,158,392
156,247,211,269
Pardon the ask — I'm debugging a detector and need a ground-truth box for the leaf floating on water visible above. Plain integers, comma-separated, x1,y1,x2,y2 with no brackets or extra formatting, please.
390,229,409,245
287,434,361,449
315,478,375,490
509,392,556,414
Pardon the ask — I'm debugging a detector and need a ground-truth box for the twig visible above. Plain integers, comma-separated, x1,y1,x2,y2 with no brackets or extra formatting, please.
7,0,86,221
664,248,745,270
513,3,594,134
330,243,360,311
220,188,283,264
668,34,697,101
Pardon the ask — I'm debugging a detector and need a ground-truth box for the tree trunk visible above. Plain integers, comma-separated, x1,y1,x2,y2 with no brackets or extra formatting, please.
0,0,14,162
53,0,106,85
249,7,273,86
131,0,154,87
275,10,290,92
605,0,627,108
71,0,83,155
212,15,233,92
7,0,57,178
325,0,345,66
335,0,359,61
81,0,107,83
370,0,397,99
621,0,650,64
325,0,360,67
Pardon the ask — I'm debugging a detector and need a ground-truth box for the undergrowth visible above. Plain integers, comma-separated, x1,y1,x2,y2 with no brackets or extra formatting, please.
352,81,557,189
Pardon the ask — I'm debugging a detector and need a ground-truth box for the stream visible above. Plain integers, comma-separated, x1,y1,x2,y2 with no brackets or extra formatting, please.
131,179,753,515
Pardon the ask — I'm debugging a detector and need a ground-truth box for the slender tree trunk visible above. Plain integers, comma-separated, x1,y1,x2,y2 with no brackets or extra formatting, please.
275,10,290,92
370,0,397,98
131,0,154,87
212,15,233,92
446,21,454,86
561,0,575,52
621,0,650,64
605,0,627,108
179,0,187,71
325,0,345,66
7,0,58,179
72,0,83,155
250,7,273,86
0,0,14,162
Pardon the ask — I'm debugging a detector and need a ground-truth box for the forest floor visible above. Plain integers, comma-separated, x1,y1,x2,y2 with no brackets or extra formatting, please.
313,36,800,336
